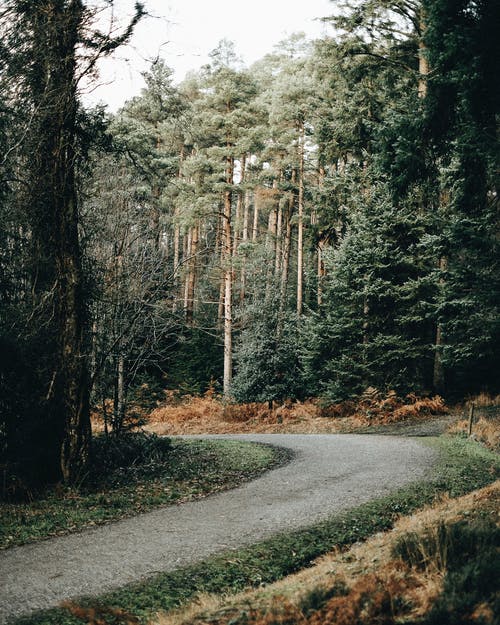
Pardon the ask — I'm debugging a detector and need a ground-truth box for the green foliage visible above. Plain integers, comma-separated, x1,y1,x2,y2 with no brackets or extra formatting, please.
161,326,223,395
304,186,435,401
89,432,171,479
232,300,305,403
421,0,500,395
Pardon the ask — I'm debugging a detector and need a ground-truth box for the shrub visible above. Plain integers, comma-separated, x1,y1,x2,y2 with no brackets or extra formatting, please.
89,432,171,486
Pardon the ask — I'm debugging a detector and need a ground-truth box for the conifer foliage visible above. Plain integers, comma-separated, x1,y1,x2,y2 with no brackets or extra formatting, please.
0,1,498,494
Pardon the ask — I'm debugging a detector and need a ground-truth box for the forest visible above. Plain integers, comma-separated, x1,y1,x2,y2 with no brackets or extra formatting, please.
0,0,498,493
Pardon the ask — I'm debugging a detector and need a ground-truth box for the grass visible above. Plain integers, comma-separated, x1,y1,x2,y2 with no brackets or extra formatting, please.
178,482,498,625
0,435,287,550
11,434,500,625
145,392,449,435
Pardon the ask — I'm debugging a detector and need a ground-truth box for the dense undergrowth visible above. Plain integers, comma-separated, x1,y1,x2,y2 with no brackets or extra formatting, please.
0,435,285,549
13,435,500,625
143,390,450,436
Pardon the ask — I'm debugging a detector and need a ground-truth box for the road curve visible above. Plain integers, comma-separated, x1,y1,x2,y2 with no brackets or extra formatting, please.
0,434,436,623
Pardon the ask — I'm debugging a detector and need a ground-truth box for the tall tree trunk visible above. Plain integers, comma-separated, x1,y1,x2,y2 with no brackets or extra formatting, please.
217,208,225,326
252,189,259,242
183,228,192,313
433,256,447,393
317,240,325,307
172,149,185,312
275,202,283,276
280,183,295,313
240,188,251,301
151,185,161,251
222,156,234,398
172,218,181,312
233,154,246,256
418,9,429,99
185,222,199,324
265,186,279,300
113,353,125,432
316,166,326,307
25,1,91,484
297,122,305,316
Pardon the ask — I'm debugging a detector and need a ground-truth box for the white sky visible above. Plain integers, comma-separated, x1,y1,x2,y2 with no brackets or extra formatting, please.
82,0,335,111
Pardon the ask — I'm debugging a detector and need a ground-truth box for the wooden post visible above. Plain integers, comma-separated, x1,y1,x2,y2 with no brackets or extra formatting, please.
468,403,475,437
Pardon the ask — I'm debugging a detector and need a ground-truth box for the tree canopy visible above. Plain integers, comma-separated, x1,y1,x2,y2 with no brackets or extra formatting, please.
1,0,498,496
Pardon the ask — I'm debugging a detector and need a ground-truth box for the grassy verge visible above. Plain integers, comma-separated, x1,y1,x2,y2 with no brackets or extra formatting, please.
164,482,499,625
13,435,499,625
0,436,287,549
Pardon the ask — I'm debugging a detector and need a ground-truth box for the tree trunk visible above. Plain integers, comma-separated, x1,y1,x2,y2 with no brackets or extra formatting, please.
151,185,161,251
275,201,283,276
185,222,199,324
172,219,181,312
280,189,294,313
223,156,234,398
317,240,325,307
418,9,429,99
113,353,125,432
433,256,447,393
297,122,305,316
265,187,278,299
183,228,192,314
233,154,246,256
240,188,251,301
25,1,91,484
252,189,259,242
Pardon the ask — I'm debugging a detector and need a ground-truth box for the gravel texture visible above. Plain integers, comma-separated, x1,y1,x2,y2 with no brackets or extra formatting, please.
0,434,437,623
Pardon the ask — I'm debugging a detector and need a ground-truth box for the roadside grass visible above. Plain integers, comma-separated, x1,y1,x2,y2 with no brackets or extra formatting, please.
156,481,499,625
0,435,286,550
13,435,500,625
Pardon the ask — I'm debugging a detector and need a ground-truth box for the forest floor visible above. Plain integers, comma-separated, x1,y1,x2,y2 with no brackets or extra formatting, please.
140,392,499,449
142,393,452,436
5,395,497,625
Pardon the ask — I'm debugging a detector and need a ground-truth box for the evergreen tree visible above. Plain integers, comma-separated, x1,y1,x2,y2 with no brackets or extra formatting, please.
232,299,304,404
422,0,500,394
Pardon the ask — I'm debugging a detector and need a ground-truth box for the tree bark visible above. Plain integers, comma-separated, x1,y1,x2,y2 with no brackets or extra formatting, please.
222,156,234,398
233,154,246,256
113,353,125,432
184,222,199,324
297,122,305,316
25,1,91,484
252,189,259,242
280,182,295,313
418,9,429,99
240,188,251,301
433,256,447,393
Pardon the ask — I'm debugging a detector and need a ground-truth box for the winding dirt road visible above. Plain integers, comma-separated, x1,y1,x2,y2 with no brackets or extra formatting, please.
0,434,437,623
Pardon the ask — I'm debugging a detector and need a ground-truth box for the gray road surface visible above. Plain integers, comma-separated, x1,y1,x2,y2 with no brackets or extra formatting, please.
0,434,437,623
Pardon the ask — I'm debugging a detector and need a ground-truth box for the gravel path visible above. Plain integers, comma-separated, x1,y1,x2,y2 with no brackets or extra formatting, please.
0,434,437,623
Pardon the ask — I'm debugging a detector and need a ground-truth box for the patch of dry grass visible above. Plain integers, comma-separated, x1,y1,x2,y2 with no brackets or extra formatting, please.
447,393,500,451
138,390,449,436
465,393,500,408
152,481,500,625
449,416,500,451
